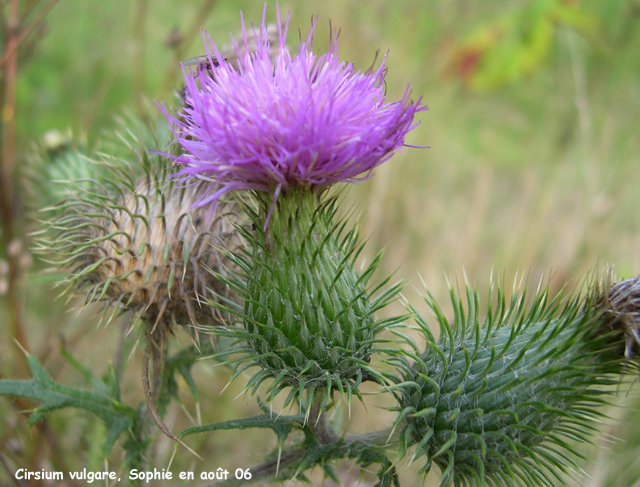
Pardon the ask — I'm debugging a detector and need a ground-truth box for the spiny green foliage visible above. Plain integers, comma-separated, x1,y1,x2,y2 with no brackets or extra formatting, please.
32,111,239,329
391,278,636,487
267,433,399,487
0,352,137,457
179,404,306,451
178,400,399,487
211,188,404,409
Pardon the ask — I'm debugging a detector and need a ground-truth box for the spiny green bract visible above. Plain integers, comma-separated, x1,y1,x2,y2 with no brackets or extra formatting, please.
32,112,239,330
391,278,637,487
214,188,404,407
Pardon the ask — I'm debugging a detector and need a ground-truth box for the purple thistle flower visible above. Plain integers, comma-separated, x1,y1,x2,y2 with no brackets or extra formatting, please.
159,5,427,212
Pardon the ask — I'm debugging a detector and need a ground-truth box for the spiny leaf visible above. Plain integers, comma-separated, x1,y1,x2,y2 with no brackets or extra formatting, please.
178,412,306,445
0,352,137,456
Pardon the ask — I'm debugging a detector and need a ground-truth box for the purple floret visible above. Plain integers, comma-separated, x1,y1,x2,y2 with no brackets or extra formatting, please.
159,5,426,211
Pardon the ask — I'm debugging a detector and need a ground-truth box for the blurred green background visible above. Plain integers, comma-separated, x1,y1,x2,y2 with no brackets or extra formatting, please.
1,0,640,485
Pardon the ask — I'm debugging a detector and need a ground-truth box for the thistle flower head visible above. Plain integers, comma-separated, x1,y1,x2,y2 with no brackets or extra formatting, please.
161,5,426,210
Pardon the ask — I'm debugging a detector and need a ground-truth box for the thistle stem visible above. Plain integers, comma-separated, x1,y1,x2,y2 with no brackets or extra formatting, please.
307,388,337,444
141,330,202,459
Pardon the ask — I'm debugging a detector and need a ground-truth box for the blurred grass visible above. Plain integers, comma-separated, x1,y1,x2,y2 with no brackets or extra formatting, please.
2,0,640,486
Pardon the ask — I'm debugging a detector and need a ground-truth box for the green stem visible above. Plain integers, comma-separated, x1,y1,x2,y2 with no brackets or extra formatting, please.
307,388,336,444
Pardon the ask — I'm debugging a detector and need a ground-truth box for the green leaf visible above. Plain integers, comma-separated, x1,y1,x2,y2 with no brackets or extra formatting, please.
0,352,137,456
178,412,305,446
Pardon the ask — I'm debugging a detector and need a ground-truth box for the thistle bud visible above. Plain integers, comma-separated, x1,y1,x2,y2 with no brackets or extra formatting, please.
216,188,402,405
394,276,640,487
33,120,238,331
